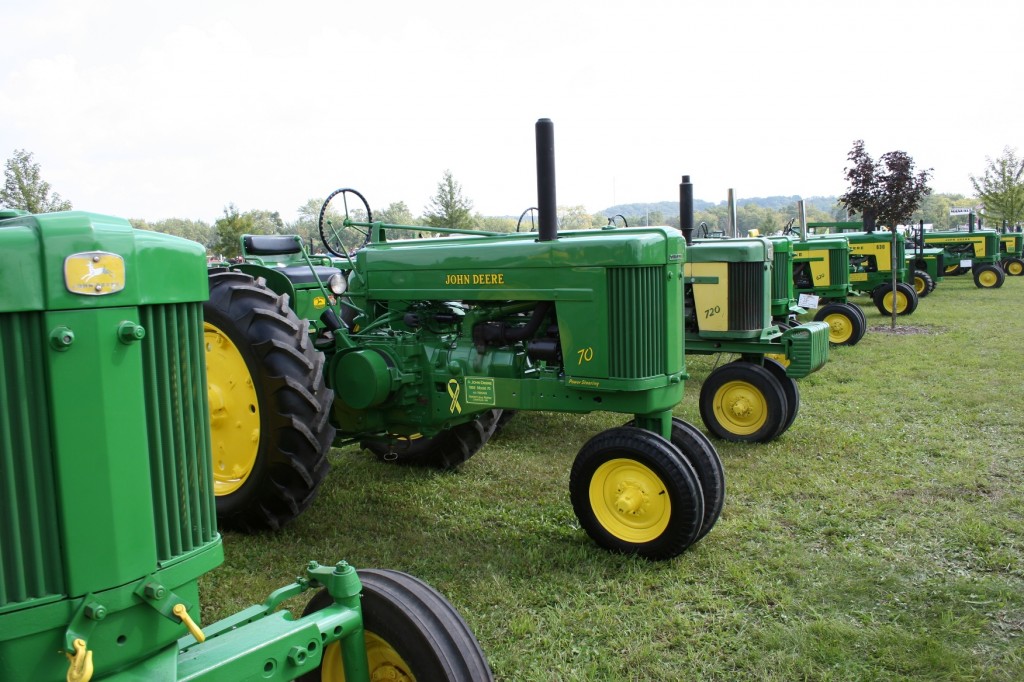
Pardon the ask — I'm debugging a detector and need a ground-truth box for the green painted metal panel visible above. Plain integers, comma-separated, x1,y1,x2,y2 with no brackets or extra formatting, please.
45,307,159,595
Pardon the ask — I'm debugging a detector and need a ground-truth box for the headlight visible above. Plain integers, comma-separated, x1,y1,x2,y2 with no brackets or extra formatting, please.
328,272,347,295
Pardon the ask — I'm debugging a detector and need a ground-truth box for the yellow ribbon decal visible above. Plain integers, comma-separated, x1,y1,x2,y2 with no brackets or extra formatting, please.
447,379,462,414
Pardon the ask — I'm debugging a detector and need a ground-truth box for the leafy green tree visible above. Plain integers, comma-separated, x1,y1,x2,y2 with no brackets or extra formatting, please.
970,147,1024,228
559,205,595,230
245,209,285,235
423,170,474,232
139,218,214,248
376,201,416,226
474,214,516,233
211,204,255,259
1,149,72,213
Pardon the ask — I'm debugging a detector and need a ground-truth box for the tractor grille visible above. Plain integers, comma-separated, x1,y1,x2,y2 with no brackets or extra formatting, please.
728,262,764,331
139,303,217,563
0,312,65,608
608,266,666,379
771,250,791,301
830,247,848,284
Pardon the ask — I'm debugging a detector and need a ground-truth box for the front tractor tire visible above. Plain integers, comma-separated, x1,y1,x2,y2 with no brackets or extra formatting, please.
872,282,919,316
973,263,1006,289
1004,257,1024,277
912,269,934,297
300,569,493,682
570,427,705,560
205,270,334,531
814,302,866,346
699,362,789,443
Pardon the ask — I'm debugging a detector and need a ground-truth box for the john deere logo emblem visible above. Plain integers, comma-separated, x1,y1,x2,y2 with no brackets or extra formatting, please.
64,251,125,295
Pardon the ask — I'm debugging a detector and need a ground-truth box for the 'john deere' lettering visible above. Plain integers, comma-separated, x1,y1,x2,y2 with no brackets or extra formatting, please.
444,273,506,285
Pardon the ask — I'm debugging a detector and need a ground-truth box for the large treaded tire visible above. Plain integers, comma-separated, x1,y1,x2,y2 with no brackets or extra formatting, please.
300,569,493,681
205,270,334,531
361,409,503,469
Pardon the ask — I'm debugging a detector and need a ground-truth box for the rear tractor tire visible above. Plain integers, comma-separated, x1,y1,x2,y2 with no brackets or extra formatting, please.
699,362,789,443
205,270,334,531
570,426,705,560
300,569,493,682
873,282,919,316
813,302,865,346
361,409,504,469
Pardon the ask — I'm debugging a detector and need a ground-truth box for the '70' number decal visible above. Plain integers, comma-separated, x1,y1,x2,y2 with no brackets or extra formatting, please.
577,347,594,365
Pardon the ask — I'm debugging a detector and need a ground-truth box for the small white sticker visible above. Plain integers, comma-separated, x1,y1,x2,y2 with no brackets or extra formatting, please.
798,293,820,309
960,259,973,268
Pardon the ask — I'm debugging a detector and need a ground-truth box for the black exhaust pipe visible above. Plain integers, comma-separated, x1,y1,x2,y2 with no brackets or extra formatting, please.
679,175,694,245
536,118,557,242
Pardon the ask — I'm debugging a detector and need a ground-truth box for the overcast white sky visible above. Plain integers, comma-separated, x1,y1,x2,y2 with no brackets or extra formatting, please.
1,0,1019,223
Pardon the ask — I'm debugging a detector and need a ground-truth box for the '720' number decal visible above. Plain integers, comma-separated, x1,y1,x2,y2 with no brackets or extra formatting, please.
704,305,721,318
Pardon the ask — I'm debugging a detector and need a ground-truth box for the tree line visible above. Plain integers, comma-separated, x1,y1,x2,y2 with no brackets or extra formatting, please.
4,147,1023,259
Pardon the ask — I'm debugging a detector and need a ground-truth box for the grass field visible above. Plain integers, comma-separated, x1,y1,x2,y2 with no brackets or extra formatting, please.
201,272,1024,681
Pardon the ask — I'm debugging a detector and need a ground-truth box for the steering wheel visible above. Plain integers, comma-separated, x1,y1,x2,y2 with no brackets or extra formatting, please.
319,188,373,257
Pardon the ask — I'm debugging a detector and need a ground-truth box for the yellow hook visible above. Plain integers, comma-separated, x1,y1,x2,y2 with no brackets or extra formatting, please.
172,603,206,643
65,638,93,682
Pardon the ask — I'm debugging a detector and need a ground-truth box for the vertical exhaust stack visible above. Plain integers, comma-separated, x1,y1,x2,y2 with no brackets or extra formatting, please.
535,118,558,242
798,199,807,241
728,188,737,237
679,175,694,245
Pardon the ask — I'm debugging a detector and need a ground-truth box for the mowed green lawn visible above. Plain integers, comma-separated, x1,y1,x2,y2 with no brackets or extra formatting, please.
202,272,1023,681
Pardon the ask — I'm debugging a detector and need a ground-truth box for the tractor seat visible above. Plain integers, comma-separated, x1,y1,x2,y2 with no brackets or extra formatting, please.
276,265,342,284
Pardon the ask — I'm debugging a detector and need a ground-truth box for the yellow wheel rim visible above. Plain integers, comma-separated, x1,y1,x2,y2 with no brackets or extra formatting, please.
914,277,927,294
712,380,768,436
945,264,960,274
823,312,854,344
318,632,415,682
765,352,789,367
978,269,999,287
204,322,260,497
589,458,670,544
881,291,908,313
1008,261,1024,276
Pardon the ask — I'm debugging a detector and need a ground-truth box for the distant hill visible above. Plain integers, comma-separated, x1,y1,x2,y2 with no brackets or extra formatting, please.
599,195,838,218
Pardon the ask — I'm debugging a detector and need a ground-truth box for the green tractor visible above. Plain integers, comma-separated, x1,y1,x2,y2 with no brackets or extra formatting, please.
203,120,724,560
777,221,868,347
903,223,945,296
806,221,920,317
998,228,1024,277
683,234,830,442
0,209,491,681
919,213,1005,288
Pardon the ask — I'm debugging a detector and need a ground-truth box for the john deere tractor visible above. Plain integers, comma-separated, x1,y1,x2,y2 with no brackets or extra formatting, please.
771,214,867,347
917,212,1005,288
203,120,724,560
996,224,1024,277
683,232,830,443
0,209,491,681
806,222,920,316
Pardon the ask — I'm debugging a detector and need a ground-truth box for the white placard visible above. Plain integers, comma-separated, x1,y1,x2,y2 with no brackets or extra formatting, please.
960,259,973,268
798,293,820,309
